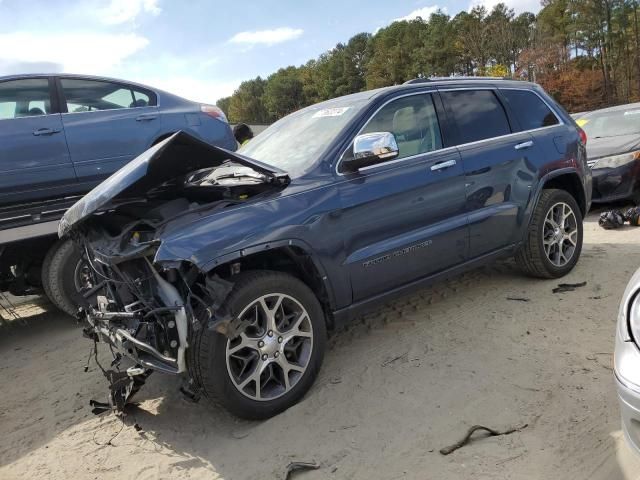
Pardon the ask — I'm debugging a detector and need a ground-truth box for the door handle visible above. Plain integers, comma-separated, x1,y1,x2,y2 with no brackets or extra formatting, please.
431,159,457,171
32,128,61,136
136,113,159,121
514,140,534,150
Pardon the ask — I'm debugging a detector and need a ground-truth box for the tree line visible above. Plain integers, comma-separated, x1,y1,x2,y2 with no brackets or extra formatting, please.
217,0,640,123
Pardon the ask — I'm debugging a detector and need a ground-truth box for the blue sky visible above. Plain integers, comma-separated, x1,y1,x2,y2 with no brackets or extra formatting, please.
0,0,541,104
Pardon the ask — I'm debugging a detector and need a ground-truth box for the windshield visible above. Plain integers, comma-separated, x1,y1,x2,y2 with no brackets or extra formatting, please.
237,99,368,177
579,106,640,138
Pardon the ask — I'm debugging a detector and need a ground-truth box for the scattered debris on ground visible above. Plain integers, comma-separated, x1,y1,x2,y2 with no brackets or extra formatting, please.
506,297,530,302
586,352,613,371
598,207,640,229
283,461,320,479
599,210,626,229
439,424,529,455
382,353,408,367
552,281,587,293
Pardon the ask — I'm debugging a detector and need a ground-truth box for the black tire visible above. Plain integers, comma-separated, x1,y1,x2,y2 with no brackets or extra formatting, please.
41,240,63,308
516,188,583,278
42,239,88,317
191,271,327,420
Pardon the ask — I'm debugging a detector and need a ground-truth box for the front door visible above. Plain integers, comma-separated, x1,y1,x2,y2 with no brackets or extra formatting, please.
0,77,75,204
337,92,468,303
58,77,162,187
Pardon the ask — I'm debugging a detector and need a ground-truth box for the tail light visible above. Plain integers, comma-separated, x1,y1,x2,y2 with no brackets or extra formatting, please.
577,127,587,146
201,105,228,123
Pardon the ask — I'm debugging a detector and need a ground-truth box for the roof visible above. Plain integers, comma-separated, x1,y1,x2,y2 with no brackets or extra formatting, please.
0,73,160,94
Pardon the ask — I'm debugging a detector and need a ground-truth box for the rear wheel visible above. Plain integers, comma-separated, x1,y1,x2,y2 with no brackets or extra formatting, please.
191,271,326,419
516,189,583,278
42,239,93,317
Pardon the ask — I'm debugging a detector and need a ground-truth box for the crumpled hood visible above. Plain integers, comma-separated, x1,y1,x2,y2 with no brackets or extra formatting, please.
58,131,288,237
587,134,640,161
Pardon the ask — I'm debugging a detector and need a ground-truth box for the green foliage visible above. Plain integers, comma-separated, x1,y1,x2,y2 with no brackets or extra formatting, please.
263,67,305,119
215,96,231,118
228,77,269,124
219,1,640,122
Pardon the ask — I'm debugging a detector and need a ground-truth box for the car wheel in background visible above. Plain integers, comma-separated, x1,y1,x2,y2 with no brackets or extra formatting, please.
42,238,92,317
516,188,583,278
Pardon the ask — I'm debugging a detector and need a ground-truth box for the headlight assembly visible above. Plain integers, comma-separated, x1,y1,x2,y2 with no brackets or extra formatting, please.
592,150,640,169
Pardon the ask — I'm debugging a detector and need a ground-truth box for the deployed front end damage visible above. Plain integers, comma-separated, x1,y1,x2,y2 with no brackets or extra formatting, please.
60,132,289,413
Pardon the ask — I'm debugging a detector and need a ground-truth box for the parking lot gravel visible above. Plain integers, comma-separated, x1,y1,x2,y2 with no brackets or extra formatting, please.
2,207,640,480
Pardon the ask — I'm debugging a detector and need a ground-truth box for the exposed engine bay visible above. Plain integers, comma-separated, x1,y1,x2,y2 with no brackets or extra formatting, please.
64,132,290,413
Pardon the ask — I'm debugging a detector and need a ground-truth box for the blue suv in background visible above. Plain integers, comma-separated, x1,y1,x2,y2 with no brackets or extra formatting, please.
63,78,591,419
0,74,236,205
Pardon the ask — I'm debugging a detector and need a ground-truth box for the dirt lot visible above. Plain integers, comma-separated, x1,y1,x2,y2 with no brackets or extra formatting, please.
2,208,640,480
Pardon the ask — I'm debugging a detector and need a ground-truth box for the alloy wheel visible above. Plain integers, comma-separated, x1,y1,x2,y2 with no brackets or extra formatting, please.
225,293,314,401
543,202,578,267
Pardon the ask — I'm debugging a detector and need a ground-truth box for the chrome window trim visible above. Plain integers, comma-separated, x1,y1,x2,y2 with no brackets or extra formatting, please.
357,145,459,173
60,104,161,116
335,86,566,177
0,113,60,122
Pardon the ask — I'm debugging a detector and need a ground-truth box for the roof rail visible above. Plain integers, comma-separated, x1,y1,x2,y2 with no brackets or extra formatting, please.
403,76,508,85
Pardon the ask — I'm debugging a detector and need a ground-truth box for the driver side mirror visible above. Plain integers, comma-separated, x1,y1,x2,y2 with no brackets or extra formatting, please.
340,132,399,173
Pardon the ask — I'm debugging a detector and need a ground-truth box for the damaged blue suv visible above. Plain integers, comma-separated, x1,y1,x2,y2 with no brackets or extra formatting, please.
61,78,591,419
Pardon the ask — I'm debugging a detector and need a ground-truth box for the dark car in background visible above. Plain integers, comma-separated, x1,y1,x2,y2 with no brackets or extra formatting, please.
62,78,591,419
577,103,640,203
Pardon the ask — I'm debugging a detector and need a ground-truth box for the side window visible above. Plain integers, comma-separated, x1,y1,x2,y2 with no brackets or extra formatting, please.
0,78,51,120
440,90,511,145
360,94,443,160
60,78,157,113
501,89,560,131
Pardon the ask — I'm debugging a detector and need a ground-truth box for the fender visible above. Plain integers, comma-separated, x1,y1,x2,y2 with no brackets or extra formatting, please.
520,167,587,242
200,238,338,310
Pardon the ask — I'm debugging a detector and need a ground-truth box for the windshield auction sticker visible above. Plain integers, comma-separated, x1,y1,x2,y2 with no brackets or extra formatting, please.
312,107,351,118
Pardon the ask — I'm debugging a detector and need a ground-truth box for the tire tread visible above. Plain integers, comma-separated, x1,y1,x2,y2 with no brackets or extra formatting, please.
515,188,582,278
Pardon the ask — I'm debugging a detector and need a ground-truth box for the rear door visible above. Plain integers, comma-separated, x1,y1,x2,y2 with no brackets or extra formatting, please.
337,92,468,302
439,88,546,258
58,77,162,187
0,77,75,204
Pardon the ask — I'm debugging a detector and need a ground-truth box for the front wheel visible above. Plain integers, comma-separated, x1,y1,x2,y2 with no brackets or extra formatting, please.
191,271,327,419
516,189,583,278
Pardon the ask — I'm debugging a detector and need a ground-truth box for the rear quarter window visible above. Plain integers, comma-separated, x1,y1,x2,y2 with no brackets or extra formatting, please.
440,90,511,145
501,89,559,131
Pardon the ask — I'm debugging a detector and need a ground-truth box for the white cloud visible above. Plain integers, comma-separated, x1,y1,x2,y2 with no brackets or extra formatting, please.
393,5,446,23
0,32,149,75
228,27,303,47
100,0,161,25
469,0,541,14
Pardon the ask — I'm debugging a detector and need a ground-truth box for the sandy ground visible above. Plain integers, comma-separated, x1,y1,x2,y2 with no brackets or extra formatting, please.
3,208,640,480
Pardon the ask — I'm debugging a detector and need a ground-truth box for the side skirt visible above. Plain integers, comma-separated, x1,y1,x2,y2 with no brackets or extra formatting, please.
331,244,519,330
